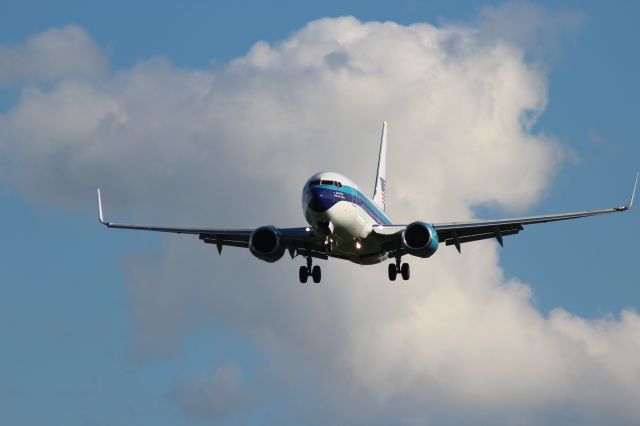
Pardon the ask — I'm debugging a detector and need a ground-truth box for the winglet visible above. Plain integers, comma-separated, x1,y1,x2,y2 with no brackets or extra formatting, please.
628,172,638,209
97,188,107,225
617,173,638,211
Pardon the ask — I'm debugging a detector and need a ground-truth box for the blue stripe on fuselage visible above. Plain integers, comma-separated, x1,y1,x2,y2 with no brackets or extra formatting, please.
308,184,392,225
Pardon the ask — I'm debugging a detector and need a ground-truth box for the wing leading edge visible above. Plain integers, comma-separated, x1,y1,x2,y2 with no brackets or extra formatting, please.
374,173,638,253
96,189,324,256
436,173,637,252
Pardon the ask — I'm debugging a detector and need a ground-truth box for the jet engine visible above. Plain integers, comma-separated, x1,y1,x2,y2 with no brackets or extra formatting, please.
401,221,439,258
249,226,286,262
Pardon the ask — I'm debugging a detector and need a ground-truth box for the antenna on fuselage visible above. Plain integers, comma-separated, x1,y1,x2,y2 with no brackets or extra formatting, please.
372,121,388,212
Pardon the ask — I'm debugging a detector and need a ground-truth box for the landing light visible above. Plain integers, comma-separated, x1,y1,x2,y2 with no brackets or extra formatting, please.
355,241,362,250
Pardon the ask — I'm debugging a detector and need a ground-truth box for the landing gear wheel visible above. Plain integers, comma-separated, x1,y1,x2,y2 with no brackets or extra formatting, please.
400,263,410,281
299,266,308,284
312,265,321,283
388,263,397,281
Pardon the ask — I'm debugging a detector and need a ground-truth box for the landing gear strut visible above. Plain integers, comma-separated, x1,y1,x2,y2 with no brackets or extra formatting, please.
299,256,321,283
388,256,410,281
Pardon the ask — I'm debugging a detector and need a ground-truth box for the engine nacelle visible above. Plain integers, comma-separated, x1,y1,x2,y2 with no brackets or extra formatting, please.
249,226,286,262
401,221,439,258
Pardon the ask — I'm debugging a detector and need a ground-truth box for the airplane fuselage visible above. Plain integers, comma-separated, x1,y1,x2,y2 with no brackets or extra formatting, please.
302,171,396,265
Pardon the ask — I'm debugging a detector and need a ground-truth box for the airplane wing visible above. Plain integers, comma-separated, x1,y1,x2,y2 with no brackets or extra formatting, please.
374,173,638,253
97,189,327,258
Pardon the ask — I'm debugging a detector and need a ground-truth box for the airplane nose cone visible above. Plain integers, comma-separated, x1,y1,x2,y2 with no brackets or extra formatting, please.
307,188,335,212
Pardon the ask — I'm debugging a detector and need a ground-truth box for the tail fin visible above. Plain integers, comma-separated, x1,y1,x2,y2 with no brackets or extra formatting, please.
372,121,388,212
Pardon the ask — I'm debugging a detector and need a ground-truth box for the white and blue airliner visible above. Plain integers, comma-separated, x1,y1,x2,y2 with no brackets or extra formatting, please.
98,122,637,283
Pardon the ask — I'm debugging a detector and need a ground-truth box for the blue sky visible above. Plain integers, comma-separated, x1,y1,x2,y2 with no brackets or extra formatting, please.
1,1,639,425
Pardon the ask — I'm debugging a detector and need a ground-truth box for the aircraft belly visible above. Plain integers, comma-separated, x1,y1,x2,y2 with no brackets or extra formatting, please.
326,204,389,264
326,202,360,238
303,194,391,265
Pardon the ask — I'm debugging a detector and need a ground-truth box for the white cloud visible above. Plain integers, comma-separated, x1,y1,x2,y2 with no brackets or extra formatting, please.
0,25,106,86
1,14,639,425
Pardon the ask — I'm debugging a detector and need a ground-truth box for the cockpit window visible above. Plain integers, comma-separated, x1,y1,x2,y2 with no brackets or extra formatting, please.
317,179,343,188
311,179,343,188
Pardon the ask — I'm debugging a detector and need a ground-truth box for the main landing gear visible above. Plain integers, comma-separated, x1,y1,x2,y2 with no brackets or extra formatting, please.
388,256,410,281
299,256,321,283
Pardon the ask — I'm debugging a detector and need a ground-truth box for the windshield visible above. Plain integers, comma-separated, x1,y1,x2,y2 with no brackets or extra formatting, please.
310,179,342,188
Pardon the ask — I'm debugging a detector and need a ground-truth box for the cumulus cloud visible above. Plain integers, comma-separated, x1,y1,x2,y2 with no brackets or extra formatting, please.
1,12,639,425
0,25,106,86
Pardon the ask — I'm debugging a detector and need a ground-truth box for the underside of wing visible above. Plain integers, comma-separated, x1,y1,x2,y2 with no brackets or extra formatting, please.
200,226,328,258
434,222,523,251
103,219,255,249
372,207,624,255
97,189,326,257
374,173,638,253
434,175,637,252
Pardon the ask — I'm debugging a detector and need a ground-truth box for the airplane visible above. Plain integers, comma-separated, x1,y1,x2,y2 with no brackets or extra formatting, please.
97,122,638,283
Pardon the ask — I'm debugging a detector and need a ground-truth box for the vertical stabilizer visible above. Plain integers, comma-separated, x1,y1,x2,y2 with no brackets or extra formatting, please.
372,121,388,212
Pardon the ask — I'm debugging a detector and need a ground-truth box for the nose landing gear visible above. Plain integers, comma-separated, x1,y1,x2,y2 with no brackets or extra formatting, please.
299,256,321,283
388,256,410,281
